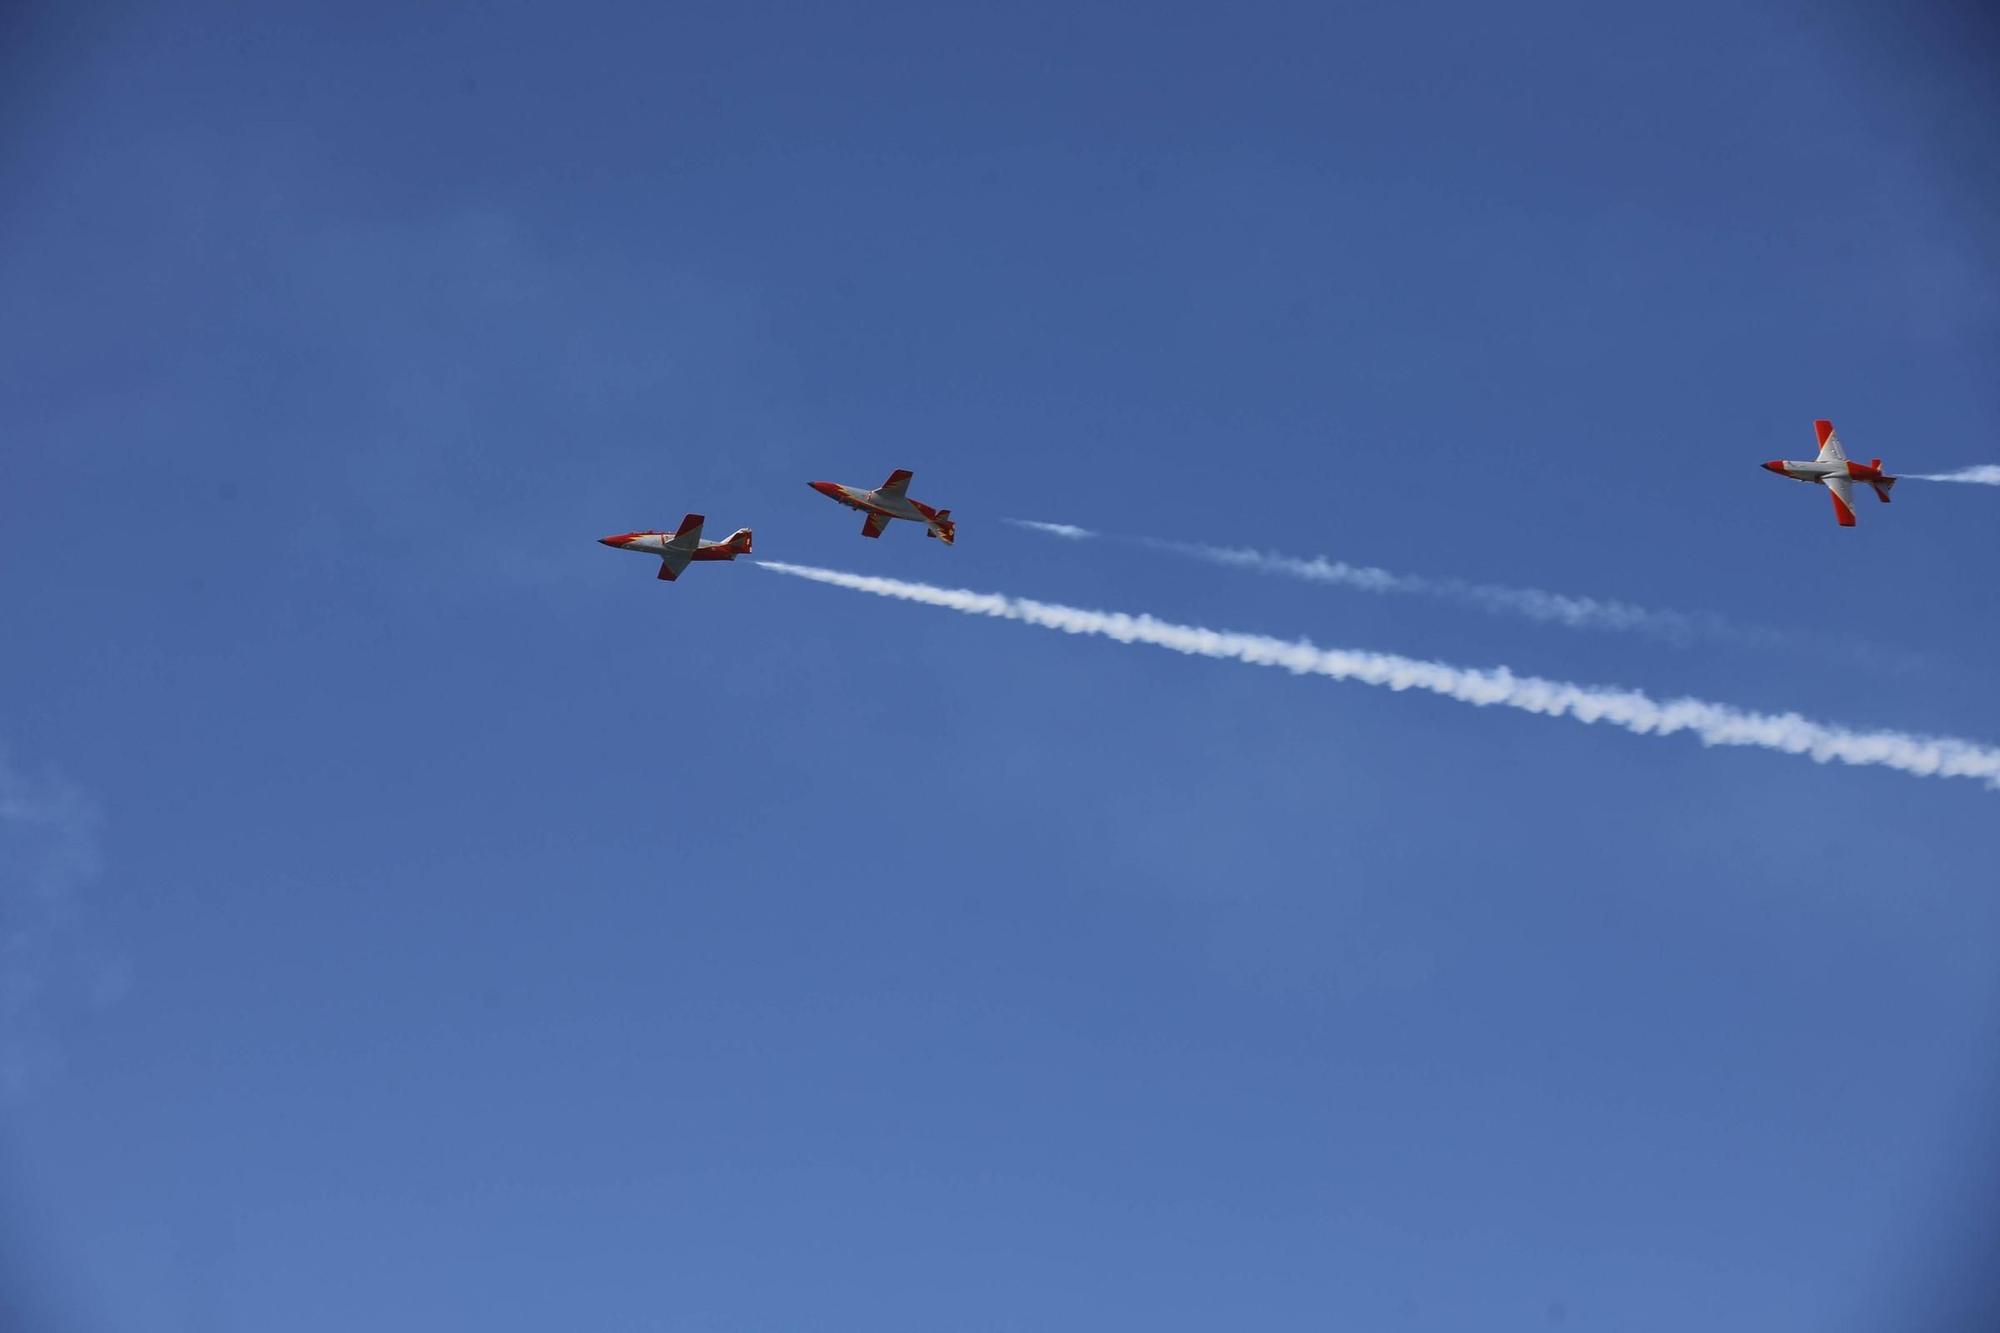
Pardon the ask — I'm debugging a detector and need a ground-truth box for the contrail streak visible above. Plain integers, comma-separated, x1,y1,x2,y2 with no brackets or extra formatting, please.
757,561,2000,789
1008,519,1094,539
1001,519,1922,669
1151,538,1715,639
1004,518,1730,643
1906,466,2000,485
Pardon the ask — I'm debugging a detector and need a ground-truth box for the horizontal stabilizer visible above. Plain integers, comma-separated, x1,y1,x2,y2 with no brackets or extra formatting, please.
1871,477,1896,503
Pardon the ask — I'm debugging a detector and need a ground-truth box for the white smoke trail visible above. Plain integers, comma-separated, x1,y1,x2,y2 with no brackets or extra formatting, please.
757,561,2000,789
1003,518,1726,644
1008,519,1094,539
1000,518,1933,671
1906,466,2000,485
1158,539,1716,639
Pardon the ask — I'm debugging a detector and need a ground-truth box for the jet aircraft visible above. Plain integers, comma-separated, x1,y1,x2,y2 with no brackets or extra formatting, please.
1763,421,1896,527
599,514,752,580
809,470,955,544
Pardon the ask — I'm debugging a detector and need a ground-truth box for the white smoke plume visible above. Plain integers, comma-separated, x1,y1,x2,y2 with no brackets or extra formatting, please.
757,561,2000,789
1004,519,1735,644
1906,466,2000,485
1156,539,1717,639
1008,519,1094,540
1001,519,1927,670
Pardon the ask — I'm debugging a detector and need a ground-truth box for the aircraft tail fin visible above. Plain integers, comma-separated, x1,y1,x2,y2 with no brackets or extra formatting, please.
722,527,753,554
927,510,955,545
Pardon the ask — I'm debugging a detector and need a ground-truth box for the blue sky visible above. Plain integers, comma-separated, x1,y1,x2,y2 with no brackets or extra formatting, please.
5,1,2000,1328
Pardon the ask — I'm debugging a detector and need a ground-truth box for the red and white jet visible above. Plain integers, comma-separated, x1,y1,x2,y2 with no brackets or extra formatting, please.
598,514,752,581
1763,420,1897,527
809,470,955,544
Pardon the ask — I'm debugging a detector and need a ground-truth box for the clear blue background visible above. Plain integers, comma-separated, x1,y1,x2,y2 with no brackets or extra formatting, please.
5,1,1999,1328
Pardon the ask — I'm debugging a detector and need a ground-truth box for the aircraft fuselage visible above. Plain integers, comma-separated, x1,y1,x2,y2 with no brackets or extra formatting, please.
598,532,744,559
809,482,933,523
1762,459,1888,484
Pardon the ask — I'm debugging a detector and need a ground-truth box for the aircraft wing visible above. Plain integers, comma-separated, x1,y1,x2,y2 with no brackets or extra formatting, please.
1814,420,1847,464
658,513,704,577
861,512,891,538
878,469,913,497
1825,474,1857,526
666,513,705,549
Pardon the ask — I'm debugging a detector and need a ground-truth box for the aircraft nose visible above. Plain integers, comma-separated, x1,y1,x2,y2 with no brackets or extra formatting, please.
809,480,837,496
598,533,631,547
1761,460,1786,474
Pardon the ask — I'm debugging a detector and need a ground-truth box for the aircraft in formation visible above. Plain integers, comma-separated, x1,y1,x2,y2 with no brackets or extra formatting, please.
810,470,956,544
1762,419,1896,527
597,468,955,583
598,514,753,581
600,425,1912,584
